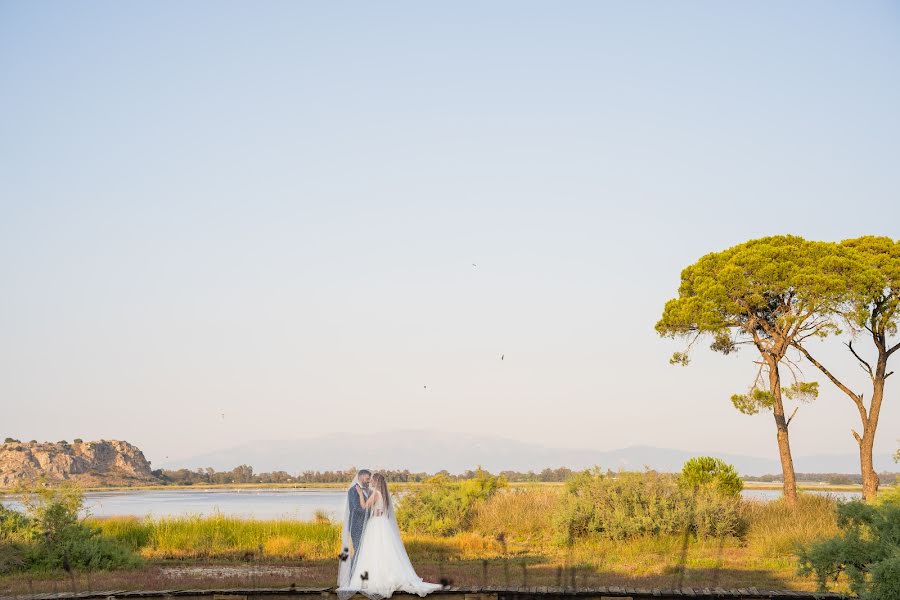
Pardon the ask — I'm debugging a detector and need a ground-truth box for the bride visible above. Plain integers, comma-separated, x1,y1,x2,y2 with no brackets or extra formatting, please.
337,472,442,599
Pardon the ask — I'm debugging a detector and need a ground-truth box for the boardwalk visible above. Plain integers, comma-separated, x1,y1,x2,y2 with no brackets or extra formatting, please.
0,586,850,600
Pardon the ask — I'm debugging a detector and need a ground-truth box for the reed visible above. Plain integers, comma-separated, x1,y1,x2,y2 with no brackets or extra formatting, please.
92,514,340,561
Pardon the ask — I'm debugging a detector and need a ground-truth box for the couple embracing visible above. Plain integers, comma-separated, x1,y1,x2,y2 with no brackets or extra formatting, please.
337,469,442,599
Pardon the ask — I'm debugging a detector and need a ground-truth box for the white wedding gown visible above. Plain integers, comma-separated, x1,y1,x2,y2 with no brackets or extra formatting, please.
338,490,442,599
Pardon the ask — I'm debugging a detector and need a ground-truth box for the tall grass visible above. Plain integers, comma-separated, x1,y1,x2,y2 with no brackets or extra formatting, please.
92,514,339,561
741,494,839,558
471,487,559,543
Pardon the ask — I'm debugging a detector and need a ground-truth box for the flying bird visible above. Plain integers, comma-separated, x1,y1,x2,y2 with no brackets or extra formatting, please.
500,354,504,361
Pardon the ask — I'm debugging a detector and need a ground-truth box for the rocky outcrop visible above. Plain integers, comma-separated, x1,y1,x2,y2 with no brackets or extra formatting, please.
0,439,160,488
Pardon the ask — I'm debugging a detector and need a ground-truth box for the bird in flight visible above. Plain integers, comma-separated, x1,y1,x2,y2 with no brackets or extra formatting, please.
500,354,504,361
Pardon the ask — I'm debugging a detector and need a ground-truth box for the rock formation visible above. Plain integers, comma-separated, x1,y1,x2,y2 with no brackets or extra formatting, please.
0,439,160,488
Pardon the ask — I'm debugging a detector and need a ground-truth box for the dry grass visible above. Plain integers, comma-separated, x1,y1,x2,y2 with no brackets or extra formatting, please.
471,487,559,543
1,488,848,594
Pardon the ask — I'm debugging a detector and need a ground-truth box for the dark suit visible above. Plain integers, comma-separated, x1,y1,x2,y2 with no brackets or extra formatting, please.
348,484,369,556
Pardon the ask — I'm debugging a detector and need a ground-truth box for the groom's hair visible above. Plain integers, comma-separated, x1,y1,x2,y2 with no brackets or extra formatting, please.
357,469,371,478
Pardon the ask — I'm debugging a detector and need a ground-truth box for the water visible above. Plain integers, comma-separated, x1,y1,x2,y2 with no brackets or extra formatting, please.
0,486,861,520
1,488,347,520
741,488,861,502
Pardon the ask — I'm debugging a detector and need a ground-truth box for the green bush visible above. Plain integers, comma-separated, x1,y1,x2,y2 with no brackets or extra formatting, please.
396,468,506,535
14,483,140,573
554,469,743,543
680,456,743,496
0,503,30,574
797,497,900,599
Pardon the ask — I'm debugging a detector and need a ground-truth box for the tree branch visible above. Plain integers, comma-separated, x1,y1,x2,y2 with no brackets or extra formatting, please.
786,406,799,428
792,342,868,422
846,340,874,379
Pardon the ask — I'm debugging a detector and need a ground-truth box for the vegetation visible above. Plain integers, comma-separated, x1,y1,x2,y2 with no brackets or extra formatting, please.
789,237,900,502
680,456,743,496
658,235,900,504
657,236,856,504
96,514,338,560
396,468,507,535
553,469,742,543
0,483,139,576
153,466,574,486
0,464,873,593
796,496,900,599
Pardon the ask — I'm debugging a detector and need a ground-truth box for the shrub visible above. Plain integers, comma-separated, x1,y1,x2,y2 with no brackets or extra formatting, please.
553,469,743,543
680,456,743,496
796,497,900,599
17,483,140,572
0,503,30,574
396,468,506,535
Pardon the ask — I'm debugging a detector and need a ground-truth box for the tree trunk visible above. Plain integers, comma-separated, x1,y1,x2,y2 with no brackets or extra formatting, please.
768,360,798,505
859,429,879,501
860,355,887,502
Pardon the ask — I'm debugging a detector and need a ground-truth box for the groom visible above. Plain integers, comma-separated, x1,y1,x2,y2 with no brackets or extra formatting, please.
348,469,371,559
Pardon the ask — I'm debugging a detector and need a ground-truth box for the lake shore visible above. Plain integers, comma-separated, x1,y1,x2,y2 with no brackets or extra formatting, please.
1,479,883,494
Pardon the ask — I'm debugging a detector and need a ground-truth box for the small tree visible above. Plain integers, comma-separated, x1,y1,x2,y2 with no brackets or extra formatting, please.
17,482,139,573
680,457,743,496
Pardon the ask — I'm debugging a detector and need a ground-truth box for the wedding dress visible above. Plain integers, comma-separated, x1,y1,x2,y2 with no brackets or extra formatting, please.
337,481,442,600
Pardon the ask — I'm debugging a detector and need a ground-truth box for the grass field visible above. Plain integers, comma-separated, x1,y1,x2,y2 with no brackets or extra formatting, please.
0,487,849,595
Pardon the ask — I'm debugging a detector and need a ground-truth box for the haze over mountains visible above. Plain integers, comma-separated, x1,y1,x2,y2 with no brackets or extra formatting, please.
160,430,896,476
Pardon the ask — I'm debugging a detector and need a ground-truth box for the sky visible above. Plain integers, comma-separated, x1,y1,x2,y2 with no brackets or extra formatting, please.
1,1,899,470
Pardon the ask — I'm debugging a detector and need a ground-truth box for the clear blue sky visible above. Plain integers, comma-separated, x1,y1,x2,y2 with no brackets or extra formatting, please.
2,1,899,468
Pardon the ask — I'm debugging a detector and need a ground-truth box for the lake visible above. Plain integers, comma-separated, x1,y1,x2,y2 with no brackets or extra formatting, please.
0,486,863,520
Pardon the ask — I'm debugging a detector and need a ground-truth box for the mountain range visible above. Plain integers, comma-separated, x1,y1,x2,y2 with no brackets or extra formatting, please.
159,430,897,476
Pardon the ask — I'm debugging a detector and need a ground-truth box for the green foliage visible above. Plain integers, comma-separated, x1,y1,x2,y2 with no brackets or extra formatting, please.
680,457,743,496
656,236,855,347
731,382,819,415
553,469,743,544
94,514,338,560
396,468,507,535
797,497,900,599
730,388,776,415
10,483,140,573
783,381,820,402
0,503,30,574
840,236,900,335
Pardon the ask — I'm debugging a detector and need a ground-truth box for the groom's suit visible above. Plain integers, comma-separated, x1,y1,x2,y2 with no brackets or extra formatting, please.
347,483,370,556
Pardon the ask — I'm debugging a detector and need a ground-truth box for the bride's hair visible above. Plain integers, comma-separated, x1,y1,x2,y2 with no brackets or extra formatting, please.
371,473,391,512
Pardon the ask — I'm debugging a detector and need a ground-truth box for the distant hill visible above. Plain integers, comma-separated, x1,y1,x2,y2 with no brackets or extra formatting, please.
0,439,160,488
161,430,897,476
